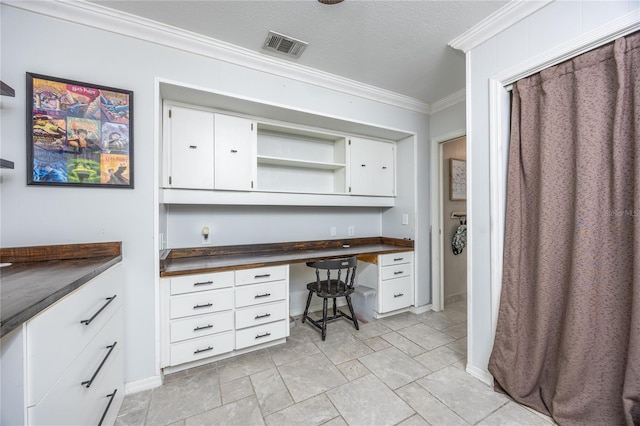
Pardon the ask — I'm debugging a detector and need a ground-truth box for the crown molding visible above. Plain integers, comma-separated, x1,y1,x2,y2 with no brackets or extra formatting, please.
449,0,554,53
3,0,431,115
429,88,466,114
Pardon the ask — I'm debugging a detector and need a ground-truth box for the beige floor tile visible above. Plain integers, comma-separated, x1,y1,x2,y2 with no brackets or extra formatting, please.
442,322,467,339
146,368,222,426
395,382,469,425
397,323,456,351
264,394,338,426
417,366,509,425
317,332,373,365
396,414,430,426
446,337,467,355
217,350,276,384
268,340,320,366
350,320,393,340
220,376,254,405
322,416,348,426
278,352,347,402
413,346,465,372
417,311,460,330
114,389,151,426
184,396,264,426
380,331,426,357
336,359,370,381
363,335,393,351
326,374,414,426
251,367,294,416
359,347,431,390
477,401,554,425
377,312,421,331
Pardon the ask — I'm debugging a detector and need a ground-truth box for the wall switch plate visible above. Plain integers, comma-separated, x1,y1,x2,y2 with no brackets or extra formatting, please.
348,225,355,236
402,214,409,225
330,226,337,237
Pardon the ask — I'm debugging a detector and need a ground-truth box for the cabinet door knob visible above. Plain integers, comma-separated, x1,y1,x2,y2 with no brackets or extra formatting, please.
361,164,367,167
382,166,387,169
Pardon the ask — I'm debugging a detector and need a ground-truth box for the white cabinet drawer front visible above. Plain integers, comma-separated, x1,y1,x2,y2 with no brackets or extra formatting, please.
170,271,234,295
170,331,234,366
380,276,413,313
381,265,412,281
235,281,287,308
235,265,288,286
235,300,287,330
380,252,413,267
170,288,233,319
28,311,124,425
26,268,122,406
170,311,234,343
235,319,288,350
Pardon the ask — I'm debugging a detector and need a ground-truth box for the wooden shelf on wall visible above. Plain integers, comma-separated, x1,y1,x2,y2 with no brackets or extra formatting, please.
0,81,15,97
1,159,15,169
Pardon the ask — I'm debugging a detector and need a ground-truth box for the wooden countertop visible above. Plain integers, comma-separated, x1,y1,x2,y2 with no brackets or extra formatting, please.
0,242,122,338
160,237,413,277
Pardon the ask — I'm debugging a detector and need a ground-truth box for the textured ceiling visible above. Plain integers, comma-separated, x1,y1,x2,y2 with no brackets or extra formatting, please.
90,0,509,105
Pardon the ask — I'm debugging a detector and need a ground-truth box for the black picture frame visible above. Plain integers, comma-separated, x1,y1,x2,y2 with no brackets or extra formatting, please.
26,72,134,188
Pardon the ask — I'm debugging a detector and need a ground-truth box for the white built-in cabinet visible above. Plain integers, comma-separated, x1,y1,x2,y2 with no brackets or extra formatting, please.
160,265,290,372
348,137,395,197
161,101,396,206
163,103,256,191
0,266,124,426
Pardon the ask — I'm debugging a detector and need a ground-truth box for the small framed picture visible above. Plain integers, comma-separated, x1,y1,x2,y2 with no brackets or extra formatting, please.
449,158,466,201
26,73,133,188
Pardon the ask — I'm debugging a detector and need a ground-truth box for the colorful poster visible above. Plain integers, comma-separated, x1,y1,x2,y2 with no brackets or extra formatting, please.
27,73,133,188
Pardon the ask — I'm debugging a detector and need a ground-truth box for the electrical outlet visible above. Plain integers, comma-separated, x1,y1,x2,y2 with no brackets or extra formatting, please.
402,213,409,225
330,226,337,237
348,225,355,236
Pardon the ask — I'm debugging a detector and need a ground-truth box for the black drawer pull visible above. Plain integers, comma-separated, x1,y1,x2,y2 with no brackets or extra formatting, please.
394,271,404,275
255,313,271,319
193,281,214,286
382,166,388,169
230,149,238,153
189,145,198,149
393,257,404,262
361,164,366,167
82,342,117,388
254,273,271,279
194,346,213,354
255,332,271,339
80,295,117,326
193,303,213,309
98,388,118,426
255,293,271,298
394,293,404,298
194,324,213,331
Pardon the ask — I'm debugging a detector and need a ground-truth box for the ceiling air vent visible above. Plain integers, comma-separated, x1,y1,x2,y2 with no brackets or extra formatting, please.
263,31,308,59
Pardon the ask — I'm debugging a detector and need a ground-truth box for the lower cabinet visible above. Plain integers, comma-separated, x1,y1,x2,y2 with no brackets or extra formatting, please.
0,264,124,426
160,265,290,371
378,252,414,314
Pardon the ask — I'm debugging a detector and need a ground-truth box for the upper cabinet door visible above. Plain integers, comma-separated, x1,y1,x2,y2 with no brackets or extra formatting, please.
349,137,395,196
214,114,256,191
166,105,214,189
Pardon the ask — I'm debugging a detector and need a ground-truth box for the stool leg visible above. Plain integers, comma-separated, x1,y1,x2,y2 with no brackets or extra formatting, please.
301,290,313,324
332,297,337,317
345,294,359,330
321,297,328,340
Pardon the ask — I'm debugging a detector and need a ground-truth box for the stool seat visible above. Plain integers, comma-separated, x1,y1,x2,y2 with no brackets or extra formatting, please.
301,256,359,340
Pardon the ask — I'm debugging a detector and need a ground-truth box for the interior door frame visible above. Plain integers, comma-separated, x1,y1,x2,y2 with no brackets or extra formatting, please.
430,129,465,312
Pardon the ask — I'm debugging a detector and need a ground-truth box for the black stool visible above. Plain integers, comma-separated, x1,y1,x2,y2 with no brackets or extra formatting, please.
301,256,359,340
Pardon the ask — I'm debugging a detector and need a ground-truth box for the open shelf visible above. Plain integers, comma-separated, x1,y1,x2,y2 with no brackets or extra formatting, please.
256,155,345,170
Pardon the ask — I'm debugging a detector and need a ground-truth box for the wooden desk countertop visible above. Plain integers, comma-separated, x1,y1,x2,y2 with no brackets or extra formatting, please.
160,237,414,277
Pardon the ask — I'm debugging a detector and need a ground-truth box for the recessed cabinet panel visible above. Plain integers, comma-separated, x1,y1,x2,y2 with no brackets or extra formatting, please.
214,114,256,191
167,105,215,190
349,137,395,197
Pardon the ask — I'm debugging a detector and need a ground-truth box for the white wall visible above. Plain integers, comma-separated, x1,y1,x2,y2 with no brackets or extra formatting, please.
466,0,639,378
0,4,429,386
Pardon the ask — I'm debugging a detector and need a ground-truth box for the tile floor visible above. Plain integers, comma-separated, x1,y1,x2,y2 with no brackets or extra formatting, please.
116,301,554,425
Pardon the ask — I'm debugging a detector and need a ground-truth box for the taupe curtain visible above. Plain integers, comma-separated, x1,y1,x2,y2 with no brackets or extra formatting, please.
488,32,640,425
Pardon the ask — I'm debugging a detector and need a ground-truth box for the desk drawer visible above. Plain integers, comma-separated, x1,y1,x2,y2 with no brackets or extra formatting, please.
170,311,234,343
380,252,413,267
170,331,234,366
170,289,233,319
235,319,288,350
235,300,287,330
235,281,287,308
170,271,234,295
27,267,122,407
235,265,288,286
380,276,413,313
381,265,412,281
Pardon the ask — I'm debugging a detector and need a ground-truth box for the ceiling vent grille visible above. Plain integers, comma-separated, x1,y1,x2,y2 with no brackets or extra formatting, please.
263,31,308,59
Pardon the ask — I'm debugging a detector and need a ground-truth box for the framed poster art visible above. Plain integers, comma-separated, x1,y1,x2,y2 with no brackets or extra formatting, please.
26,73,133,188
449,158,466,201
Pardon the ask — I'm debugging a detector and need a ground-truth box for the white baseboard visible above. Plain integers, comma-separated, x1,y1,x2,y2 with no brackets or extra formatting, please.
410,304,432,314
466,364,494,387
124,375,163,395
